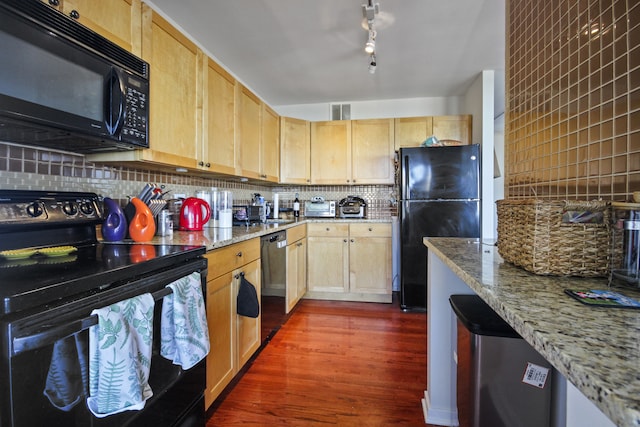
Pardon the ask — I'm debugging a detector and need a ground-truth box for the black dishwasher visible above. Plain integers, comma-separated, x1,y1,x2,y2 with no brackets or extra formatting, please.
260,231,287,342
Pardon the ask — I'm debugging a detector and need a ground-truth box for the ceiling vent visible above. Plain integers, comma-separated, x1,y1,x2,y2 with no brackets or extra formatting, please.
330,104,351,120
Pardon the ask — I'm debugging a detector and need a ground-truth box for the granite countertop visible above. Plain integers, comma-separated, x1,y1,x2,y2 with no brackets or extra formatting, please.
141,218,392,251
424,237,640,427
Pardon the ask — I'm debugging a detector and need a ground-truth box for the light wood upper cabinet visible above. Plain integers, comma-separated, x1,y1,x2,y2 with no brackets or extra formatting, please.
433,115,472,144
201,59,237,175
394,115,472,148
237,85,261,180
310,120,352,184
236,85,279,182
141,6,200,168
351,119,394,184
394,116,433,150
43,0,142,54
260,104,280,182
310,119,393,185
280,117,311,185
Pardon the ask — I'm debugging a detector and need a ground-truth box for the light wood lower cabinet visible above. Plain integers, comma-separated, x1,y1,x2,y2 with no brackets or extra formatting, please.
204,238,261,409
306,222,392,303
285,224,307,313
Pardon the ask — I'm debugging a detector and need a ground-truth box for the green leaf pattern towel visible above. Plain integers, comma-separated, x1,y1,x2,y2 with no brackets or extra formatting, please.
87,293,154,417
161,272,210,369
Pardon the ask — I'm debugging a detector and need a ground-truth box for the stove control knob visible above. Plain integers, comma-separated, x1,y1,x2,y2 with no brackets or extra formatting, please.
80,201,95,215
26,202,44,218
62,201,78,216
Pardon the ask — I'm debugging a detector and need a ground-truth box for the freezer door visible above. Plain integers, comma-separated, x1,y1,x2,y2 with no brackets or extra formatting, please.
400,200,480,310
400,145,480,200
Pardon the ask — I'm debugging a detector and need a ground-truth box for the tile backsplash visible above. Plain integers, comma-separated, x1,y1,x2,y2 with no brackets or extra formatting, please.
0,142,397,218
506,0,640,201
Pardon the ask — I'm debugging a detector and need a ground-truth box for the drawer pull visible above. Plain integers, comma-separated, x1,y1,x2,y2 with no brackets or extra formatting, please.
368,227,373,231
236,251,243,257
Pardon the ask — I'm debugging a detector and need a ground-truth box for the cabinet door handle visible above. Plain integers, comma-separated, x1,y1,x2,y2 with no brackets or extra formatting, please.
296,242,303,247
326,227,330,231
350,239,354,243
48,0,59,6
69,9,79,19
198,161,204,166
344,239,348,243
205,163,211,168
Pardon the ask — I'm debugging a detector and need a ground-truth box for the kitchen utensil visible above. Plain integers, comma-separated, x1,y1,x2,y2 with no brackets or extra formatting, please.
156,210,173,236
179,197,211,231
147,198,167,216
129,197,156,241
102,197,127,241
138,183,154,204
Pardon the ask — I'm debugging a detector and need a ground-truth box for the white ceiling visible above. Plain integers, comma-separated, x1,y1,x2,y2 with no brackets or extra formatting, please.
147,0,506,112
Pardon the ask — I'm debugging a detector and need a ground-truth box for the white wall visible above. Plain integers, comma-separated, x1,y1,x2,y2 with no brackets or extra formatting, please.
463,70,496,240
273,96,465,121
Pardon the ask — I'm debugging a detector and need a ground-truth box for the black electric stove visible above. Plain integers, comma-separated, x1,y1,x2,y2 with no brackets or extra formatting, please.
0,190,208,427
0,190,205,316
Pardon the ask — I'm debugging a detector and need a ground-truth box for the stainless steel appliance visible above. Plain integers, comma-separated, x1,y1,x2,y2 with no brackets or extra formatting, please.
338,196,367,218
260,231,287,343
399,145,481,310
450,295,553,427
0,190,207,426
0,0,149,153
303,200,336,218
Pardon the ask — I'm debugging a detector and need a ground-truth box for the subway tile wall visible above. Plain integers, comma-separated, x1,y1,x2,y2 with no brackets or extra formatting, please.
506,0,640,201
0,142,397,218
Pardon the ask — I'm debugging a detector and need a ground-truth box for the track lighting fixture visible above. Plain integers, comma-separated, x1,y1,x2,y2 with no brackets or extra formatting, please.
365,30,376,54
362,1,380,73
368,54,377,74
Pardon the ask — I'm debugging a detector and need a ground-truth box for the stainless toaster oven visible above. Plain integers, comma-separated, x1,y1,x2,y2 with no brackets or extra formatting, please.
304,200,336,218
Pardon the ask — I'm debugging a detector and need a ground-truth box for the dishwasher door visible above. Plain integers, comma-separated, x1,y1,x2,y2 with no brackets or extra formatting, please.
260,231,287,342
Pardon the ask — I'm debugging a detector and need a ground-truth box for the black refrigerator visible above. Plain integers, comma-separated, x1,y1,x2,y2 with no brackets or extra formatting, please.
399,144,481,311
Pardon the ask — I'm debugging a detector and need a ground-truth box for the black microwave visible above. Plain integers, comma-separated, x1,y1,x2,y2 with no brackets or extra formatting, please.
0,0,149,153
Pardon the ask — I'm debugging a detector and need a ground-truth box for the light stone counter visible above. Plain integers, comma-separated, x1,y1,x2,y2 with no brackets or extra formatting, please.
141,218,391,251
424,237,640,427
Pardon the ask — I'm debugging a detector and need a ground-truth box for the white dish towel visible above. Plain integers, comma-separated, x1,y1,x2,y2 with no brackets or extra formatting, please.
161,272,210,369
87,293,154,418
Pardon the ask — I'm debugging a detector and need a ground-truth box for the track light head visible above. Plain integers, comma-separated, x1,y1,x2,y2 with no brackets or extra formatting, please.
368,54,377,74
364,30,376,54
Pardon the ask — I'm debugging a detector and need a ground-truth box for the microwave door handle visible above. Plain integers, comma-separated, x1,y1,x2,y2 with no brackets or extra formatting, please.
105,68,125,136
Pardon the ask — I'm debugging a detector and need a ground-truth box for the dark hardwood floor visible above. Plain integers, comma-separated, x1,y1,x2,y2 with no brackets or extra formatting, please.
206,296,428,426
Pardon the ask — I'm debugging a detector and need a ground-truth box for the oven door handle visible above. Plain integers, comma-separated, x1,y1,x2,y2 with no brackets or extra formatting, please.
11,287,173,356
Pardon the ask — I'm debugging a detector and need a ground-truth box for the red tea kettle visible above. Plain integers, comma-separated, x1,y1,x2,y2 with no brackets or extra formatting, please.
179,197,211,231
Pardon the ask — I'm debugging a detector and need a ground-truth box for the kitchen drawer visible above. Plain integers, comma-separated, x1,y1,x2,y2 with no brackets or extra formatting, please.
307,223,349,237
349,223,391,238
206,238,260,277
287,224,307,243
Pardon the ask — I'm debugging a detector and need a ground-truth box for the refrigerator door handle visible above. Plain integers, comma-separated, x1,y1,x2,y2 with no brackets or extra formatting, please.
403,155,410,200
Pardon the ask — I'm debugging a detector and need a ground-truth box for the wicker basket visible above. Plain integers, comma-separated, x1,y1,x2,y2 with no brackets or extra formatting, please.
496,199,612,277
